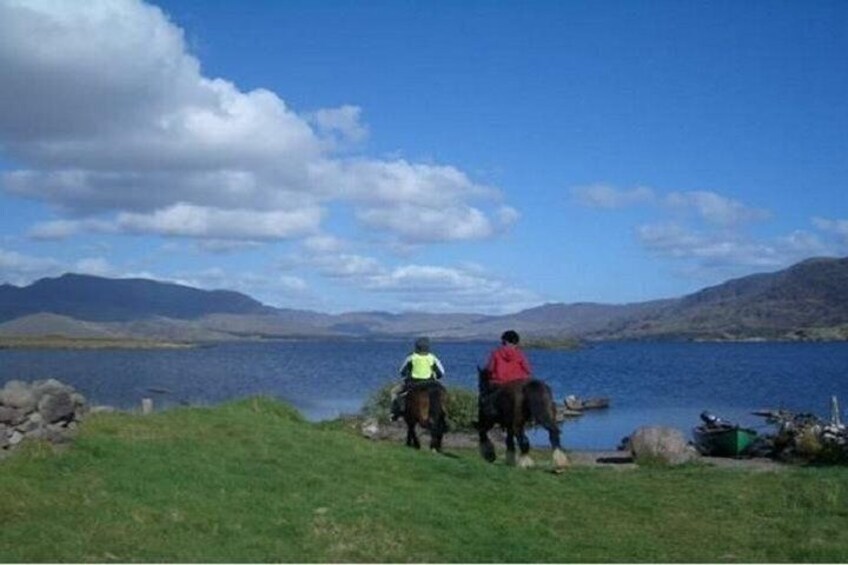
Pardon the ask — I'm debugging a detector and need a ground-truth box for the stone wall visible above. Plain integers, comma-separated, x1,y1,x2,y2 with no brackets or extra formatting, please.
0,379,87,456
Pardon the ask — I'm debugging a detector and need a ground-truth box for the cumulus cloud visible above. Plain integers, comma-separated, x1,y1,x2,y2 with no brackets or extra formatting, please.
0,247,125,285
636,222,833,271
0,0,509,246
295,249,540,313
663,190,770,226
570,183,820,276
813,217,848,243
356,204,495,243
0,248,61,283
308,105,369,147
366,264,540,313
115,204,322,240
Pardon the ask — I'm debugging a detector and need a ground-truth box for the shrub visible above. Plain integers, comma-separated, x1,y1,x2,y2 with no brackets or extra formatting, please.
362,381,396,424
445,386,477,431
361,382,478,431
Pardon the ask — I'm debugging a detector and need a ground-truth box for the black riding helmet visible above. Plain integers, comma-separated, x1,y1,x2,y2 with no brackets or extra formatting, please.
501,330,520,345
414,336,431,353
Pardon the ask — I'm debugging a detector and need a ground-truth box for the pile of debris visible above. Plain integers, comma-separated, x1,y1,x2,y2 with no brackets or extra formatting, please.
755,396,847,464
0,379,87,456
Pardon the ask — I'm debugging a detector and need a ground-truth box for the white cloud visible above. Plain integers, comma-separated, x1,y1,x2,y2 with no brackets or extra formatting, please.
302,234,347,254
73,257,116,277
636,222,833,270
0,248,61,283
366,264,540,313
310,253,385,279
356,204,494,243
308,105,369,146
0,0,511,246
571,184,655,209
115,204,322,240
663,190,770,226
28,218,110,240
813,217,848,242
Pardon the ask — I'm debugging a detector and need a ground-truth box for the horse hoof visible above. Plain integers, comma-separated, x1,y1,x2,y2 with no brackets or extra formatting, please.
553,448,570,470
480,444,496,463
505,451,518,467
518,455,535,469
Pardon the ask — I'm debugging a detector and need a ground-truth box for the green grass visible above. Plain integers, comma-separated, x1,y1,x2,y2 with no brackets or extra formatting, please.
1,397,847,562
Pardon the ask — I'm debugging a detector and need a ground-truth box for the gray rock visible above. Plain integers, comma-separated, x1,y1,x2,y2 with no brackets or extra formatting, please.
8,430,24,446
360,418,380,439
16,415,42,434
629,426,698,466
1,380,37,411
32,378,73,399
0,405,24,425
38,391,75,423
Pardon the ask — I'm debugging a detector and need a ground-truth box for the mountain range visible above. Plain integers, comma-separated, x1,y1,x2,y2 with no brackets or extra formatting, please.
1,256,847,342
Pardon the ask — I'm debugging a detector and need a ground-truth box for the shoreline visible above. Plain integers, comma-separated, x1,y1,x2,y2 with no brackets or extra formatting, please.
0,336,195,350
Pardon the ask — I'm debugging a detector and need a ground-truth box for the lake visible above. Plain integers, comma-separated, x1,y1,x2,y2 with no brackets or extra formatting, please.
1,340,846,450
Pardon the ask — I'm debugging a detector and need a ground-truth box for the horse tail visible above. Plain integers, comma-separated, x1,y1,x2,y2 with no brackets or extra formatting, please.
525,379,556,428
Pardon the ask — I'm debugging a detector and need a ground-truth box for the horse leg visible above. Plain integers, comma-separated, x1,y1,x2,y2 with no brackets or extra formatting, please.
478,421,496,462
544,419,570,470
516,427,535,469
429,411,446,453
505,428,517,466
406,420,420,449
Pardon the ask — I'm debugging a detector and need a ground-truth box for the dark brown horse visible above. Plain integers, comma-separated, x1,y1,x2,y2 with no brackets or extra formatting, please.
403,380,449,452
477,367,569,470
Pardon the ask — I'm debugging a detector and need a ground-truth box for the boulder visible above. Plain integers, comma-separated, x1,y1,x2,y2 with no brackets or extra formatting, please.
38,391,76,424
1,380,37,411
1,379,88,453
629,426,697,466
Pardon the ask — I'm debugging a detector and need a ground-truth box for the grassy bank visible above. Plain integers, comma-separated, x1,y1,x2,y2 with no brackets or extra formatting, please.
1,398,846,562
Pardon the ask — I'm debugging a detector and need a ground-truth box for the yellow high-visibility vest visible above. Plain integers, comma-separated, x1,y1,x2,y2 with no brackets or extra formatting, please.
410,353,437,380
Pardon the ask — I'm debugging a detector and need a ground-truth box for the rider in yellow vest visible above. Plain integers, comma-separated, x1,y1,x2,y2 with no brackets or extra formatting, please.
390,337,445,420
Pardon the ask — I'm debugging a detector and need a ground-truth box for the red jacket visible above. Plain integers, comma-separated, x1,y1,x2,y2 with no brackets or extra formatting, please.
486,344,532,385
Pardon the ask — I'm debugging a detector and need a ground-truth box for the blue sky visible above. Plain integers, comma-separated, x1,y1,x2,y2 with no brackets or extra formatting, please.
1,0,846,314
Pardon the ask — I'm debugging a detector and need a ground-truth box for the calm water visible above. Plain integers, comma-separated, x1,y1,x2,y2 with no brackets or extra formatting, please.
2,340,846,450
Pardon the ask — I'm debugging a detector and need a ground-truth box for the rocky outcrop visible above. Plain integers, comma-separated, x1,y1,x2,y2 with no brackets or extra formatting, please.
0,379,87,457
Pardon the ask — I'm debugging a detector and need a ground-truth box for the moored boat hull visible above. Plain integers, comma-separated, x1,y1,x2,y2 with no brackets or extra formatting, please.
693,425,758,457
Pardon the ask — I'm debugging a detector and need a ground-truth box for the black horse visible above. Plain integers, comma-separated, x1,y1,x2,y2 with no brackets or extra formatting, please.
403,380,449,452
477,367,569,470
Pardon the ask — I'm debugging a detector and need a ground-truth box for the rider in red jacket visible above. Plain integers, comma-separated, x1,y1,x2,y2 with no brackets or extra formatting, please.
486,330,532,385
480,330,531,418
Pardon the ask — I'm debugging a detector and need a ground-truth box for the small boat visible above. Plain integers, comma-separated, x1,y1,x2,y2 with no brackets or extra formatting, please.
693,411,758,457
564,395,610,411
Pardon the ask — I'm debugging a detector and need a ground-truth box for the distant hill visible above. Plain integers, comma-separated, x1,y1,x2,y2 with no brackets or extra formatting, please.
0,256,846,342
589,256,848,340
0,273,272,322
